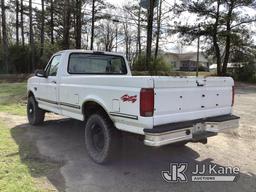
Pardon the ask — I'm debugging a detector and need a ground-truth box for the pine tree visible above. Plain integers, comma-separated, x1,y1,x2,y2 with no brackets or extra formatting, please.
176,0,256,75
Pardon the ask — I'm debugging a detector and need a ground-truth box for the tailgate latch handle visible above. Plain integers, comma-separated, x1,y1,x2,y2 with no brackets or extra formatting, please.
196,81,204,87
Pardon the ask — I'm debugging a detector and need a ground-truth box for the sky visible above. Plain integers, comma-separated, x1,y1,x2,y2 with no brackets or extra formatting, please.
106,0,127,7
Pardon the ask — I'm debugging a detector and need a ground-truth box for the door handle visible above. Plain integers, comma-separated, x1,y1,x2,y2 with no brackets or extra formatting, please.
51,80,57,84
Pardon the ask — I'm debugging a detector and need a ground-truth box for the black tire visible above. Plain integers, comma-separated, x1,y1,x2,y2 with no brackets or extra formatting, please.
85,113,120,164
27,96,45,125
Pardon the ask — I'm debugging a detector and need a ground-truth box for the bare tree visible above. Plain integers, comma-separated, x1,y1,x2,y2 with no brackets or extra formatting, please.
90,0,95,50
15,0,19,45
89,0,108,50
123,20,132,61
75,0,82,49
96,20,116,51
137,5,142,55
20,0,24,46
29,0,35,71
146,0,155,70
222,0,234,75
1,0,9,72
213,0,222,75
63,0,71,49
154,0,162,59
40,0,45,56
50,0,54,44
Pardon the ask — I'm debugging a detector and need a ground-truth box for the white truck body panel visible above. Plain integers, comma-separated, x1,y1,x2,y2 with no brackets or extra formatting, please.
153,76,233,126
27,50,239,145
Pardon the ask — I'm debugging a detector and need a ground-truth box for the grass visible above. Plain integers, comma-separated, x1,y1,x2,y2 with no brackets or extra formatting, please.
0,83,27,116
0,117,61,192
0,83,61,191
0,121,38,192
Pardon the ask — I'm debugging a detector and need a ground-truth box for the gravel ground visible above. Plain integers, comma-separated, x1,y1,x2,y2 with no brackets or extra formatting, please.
1,84,256,192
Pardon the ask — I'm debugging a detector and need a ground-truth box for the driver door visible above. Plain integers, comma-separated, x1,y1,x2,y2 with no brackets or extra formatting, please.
37,54,61,114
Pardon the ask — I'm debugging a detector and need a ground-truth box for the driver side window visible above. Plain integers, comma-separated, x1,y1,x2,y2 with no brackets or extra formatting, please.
46,55,61,76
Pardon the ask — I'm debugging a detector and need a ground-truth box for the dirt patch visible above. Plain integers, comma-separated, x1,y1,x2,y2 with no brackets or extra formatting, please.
0,113,65,191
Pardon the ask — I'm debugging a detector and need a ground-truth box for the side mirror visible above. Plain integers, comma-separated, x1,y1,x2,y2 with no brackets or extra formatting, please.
35,69,47,78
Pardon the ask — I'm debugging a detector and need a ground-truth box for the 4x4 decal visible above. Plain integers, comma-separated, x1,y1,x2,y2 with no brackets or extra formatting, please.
121,94,137,103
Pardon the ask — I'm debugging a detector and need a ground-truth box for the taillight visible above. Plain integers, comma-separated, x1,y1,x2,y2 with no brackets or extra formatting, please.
232,86,235,106
140,88,154,117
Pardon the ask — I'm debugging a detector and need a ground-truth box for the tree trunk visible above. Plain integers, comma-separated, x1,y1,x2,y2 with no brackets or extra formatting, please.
50,0,54,44
1,0,9,73
20,0,24,46
0,20,2,44
86,30,89,49
63,0,71,49
146,0,155,71
115,25,117,52
90,0,95,50
213,0,222,76
124,22,129,60
15,0,19,45
29,0,35,72
136,5,141,55
75,0,82,49
222,3,234,76
155,0,162,59
40,0,45,56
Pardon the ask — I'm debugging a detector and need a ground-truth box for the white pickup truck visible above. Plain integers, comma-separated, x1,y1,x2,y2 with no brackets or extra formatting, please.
27,50,240,163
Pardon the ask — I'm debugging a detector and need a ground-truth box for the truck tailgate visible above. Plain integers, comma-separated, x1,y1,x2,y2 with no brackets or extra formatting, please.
153,77,234,126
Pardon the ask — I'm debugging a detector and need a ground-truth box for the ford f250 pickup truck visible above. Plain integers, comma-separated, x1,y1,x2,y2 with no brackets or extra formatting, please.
27,50,240,164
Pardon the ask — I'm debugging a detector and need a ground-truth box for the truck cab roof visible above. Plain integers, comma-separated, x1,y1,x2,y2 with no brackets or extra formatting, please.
55,49,126,57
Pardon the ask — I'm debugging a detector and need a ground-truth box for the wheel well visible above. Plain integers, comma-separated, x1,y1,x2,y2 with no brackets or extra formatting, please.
82,101,110,121
28,91,35,98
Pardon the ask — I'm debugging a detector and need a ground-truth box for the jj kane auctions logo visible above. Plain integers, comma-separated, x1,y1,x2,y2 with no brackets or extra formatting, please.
162,163,240,182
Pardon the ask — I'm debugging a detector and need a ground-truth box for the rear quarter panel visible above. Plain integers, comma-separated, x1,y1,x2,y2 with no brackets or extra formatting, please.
59,76,155,134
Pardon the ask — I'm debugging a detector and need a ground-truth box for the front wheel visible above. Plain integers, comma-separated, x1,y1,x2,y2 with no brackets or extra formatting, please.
27,96,45,125
85,113,120,164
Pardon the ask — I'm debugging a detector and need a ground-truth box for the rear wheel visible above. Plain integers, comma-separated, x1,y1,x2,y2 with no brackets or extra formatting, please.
85,113,120,164
27,96,45,125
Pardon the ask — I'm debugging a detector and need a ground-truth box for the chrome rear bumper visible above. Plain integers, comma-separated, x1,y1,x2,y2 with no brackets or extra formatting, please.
144,115,240,147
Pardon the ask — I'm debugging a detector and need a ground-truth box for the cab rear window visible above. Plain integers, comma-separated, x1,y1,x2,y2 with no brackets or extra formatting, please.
68,53,127,75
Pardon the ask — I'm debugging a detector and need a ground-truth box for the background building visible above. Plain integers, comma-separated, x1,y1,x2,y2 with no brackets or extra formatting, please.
163,52,210,71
